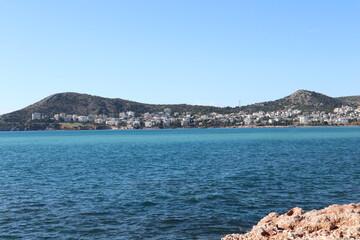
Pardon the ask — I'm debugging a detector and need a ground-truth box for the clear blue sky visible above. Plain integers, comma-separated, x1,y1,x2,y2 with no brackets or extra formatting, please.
0,1,359,114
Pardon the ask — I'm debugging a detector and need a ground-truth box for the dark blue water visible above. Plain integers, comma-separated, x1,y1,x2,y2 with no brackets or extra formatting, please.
0,127,359,239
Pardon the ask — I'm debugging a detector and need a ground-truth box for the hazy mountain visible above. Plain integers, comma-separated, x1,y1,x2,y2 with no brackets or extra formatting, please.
0,90,358,123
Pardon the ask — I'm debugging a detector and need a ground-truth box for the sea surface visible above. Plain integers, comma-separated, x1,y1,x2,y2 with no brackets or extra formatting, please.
0,127,359,239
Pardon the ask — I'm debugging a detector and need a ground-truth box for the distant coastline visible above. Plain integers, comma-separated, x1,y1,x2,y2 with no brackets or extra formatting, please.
1,90,359,131
1,124,359,132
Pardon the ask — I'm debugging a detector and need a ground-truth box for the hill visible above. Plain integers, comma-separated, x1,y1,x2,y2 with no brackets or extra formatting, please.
242,90,344,113
336,95,360,107
0,92,232,123
0,90,359,123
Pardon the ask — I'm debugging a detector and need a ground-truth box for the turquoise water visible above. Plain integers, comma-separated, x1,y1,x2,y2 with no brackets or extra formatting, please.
0,127,359,239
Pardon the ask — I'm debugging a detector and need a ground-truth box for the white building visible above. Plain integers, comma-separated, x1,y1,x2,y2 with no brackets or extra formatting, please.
106,118,118,126
144,113,152,119
299,116,310,124
337,117,349,124
78,116,88,123
164,108,172,116
65,115,72,122
59,113,66,120
119,112,127,119
54,114,61,121
95,118,105,124
145,121,153,128
133,120,141,127
32,113,41,120
126,111,135,117
163,119,171,127
244,117,252,125
72,114,78,122
201,115,209,120
181,118,190,126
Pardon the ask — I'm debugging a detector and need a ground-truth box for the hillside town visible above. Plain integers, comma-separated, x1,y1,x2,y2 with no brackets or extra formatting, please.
31,105,360,129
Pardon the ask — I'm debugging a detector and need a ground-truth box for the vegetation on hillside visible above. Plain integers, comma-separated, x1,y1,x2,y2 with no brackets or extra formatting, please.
336,95,360,107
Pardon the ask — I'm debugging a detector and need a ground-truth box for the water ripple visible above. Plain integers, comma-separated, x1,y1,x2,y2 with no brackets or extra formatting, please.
0,128,359,239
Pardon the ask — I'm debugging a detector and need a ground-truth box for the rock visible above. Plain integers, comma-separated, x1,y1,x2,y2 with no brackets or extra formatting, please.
221,203,360,240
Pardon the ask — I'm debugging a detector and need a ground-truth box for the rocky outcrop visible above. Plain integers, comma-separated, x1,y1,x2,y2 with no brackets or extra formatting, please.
222,203,360,240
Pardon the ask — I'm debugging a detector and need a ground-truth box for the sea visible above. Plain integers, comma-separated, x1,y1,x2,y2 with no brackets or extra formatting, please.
0,127,359,240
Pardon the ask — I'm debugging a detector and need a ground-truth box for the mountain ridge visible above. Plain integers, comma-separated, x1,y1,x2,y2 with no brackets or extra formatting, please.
244,89,344,113
0,92,232,123
0,90,359,123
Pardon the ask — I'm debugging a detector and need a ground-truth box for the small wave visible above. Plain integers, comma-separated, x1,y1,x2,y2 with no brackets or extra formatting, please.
160,218,184,224
88,228,107,233
141,201,157,207
80,211,110,216
185,198,200,204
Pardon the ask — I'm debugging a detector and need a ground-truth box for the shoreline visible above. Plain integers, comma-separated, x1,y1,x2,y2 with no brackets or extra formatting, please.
222,203,360,240
112,124,360,130
0,124,359,132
